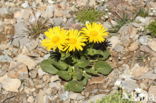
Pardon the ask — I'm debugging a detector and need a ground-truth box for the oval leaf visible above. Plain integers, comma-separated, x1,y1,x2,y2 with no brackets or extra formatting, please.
40,59,58,74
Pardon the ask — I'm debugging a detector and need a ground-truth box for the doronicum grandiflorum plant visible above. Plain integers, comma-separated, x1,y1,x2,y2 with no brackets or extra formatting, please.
40,22,112,92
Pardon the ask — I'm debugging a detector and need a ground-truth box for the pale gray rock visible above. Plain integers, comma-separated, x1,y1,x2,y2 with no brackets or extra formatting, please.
148,39,156,52
0,8,9,15
0,55,12,62
15,54,37,70
139,35,149,45
69,92,85,100
52,17,64,26
83,94,105,103
14,22,27,35
139,71,156,80
114,44,124,52
108,36,120,49
122,79,138,92
43,6,54,18
0,74,21,92
21,1,30,8
60,91,69,101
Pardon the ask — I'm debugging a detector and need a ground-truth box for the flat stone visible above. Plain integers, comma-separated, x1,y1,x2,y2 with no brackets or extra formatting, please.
148,39,156,52
76,0,88,6
0,8,9,15
0,54,12,62
114,44,124,52
0,74,21,92
122,79,138,92
108,36,120,49
14,22,27,35
88,76,105,85
83,94,105,103
43,6,54,18
15,54,37,70
128,41,139,51
148,86,156,102
69,92,85,100
21,1,30,8
131,64,150,78
139,36,149,45
8,62,28,79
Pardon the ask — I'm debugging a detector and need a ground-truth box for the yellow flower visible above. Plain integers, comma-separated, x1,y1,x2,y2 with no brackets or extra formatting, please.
81,22,108,43
63,30,87,52
41,27,67,51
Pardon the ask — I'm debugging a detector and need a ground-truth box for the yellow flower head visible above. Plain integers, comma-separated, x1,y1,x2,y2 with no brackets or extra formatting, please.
41,26,67,51
63,30,87,52
81,22,108,43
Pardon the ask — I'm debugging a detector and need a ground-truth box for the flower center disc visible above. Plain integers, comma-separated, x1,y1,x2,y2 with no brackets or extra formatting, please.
52,36,60,43
69,38,77,44
90,31,98,36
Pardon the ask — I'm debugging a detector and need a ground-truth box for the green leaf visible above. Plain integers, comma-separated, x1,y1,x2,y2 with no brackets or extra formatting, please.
57,71,71,81
101,50,110,60
94,61,112,75
40,59,58,74
86,68,98,75
51,60,68,70
87,49,110,59
65,81,84,92
75,57,90,68
72,68,83,80
82,78,88,86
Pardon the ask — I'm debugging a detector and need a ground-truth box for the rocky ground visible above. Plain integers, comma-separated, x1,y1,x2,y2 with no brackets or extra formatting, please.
0,0,156,103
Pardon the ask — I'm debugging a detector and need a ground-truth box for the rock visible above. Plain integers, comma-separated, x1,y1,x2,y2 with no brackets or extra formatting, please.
88,76,105,85
4,24,14,35
0,74,21,92
14,22,27,35
48,0,55,4
119,24,138,39
0,54,12,62
131,64,150,78
114,44,124,52
139,35,149,45
14,9,32,20
135,16,146,23
140,46,156,57
128,41,139,51
150,57,156,68
84,94,105,103
38,68,47,77
103,21,112,29
89,0,96,6
139,71,156,80
135,16,153,25
37,90,46,103
148,86,156,102
108,36,120,49
21,1,30,8
60,91,69,101
8,62,28,79
25,39,38,51
43,6,54,18
50,75,59,82
148,39,156,52
27,96,34,103
76,0,88,6
54,9,64,17
15,54,37,70
29,70,37,79
52,17,64,26
122,79,138,92
0,8,9,15
69,92,85,100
